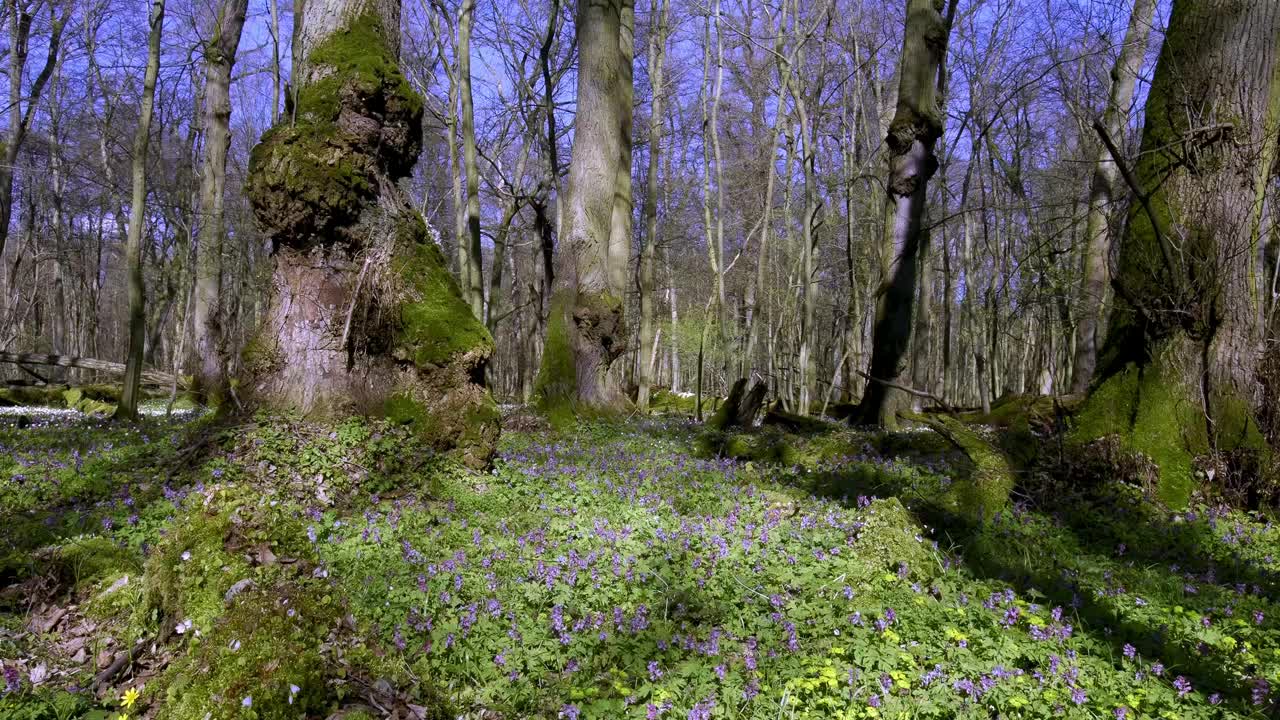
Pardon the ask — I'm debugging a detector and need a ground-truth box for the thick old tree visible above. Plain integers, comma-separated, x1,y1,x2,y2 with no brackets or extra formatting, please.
534,0,633,419
1072,0,1280,505
244,0,498,466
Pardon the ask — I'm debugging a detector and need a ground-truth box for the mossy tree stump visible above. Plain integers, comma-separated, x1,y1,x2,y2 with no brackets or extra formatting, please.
243,0,497,467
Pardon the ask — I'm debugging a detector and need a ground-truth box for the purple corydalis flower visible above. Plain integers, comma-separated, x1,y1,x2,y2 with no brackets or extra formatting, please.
1122,644,1136,660
1173,676,1192,697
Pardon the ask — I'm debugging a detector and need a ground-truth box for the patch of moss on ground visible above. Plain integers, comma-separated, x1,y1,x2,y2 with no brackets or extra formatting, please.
922,415,1014,520
157,585,336,720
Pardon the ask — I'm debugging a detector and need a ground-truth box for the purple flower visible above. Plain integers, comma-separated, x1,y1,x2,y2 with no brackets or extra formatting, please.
1070,687,1087,705
1173,676,1191,697
1114,708,1128,719
1253,677,1271,705
1255,610,1265,625
648,661,663,681
1150,663,1164,677
559,704,580,720
1122,644,1135,660
687,696,715,720
868,694,881,708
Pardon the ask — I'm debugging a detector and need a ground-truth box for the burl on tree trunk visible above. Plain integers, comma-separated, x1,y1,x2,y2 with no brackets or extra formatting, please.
243,5,498,467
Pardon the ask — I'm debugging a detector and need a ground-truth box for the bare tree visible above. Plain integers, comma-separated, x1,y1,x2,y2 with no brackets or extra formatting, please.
191,0,251,406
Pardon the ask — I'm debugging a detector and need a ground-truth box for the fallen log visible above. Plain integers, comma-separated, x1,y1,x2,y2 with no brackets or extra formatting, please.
0,352,180,387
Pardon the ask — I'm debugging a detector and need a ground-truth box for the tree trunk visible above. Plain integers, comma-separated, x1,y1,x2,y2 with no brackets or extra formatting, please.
534,0,631,417
117,0,166,420
191,0,250,407
1074,0,1280,506
856,0,953,429
245,0,498,467
459,0,484,318
0,1,65,264
1068,0,1156,394
636,0,669,413
607,0,635,297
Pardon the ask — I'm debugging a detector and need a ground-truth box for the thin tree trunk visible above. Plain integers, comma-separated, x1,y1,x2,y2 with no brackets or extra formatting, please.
191,0,250,406
1069,0,1156,394
856,0,955,428
637,0,669,412
607,0,635,296
459,0,484,318
118,0,166,420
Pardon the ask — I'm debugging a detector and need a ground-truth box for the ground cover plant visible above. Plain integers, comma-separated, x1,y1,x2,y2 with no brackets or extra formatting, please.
2,407,1280,719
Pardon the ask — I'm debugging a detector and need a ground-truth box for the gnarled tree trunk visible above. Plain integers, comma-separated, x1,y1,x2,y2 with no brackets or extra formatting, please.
245,0,497,467
1073,0,1280,506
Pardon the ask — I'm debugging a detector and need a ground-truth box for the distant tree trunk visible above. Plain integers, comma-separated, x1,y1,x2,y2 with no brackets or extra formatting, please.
636,0,669,412
534,0,631,416
1068,0,1155,395
459,0,484,318
1074,0,1280,506
744,16,790,373
856,0,954,429
191,0,250,407
245,0,498,466
668,253,680,392
607,0,635,297
910,228,933,409
0,0,65,264
117,0,166,420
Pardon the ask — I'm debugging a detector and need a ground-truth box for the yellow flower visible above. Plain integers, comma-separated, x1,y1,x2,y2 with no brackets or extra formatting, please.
121,687,140,708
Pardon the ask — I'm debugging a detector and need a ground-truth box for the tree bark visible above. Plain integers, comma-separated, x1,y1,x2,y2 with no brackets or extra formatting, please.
856,0,953,429
245,0,498,466
191,0,250,407
117,0,166,420
636,0,669,413
1075,0,1280,506
1068,0,1156,394
459,0,484,318
607,0,635,297
534,0,631,416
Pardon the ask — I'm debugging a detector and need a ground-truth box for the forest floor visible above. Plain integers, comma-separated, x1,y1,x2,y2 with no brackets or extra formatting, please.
1,405,1279,719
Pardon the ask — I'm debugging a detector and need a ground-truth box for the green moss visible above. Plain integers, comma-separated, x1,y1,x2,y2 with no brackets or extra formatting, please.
247,12,424,248
923,416,1014,520
1071,362,1202,507
391,216,493,368
141,498,251,633
299,14,423,124
533,293,578,429
158,586,334,720
241,329,284,377
44,534,140,591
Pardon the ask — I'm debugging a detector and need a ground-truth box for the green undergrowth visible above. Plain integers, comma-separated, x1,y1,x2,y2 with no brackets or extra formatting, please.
5,413,1280,718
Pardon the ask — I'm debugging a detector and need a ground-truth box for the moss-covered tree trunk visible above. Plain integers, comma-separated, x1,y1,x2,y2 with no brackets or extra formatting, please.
245,0,498,467
534,0,631,419
1068,0,1156,395
1073,0,1280,505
